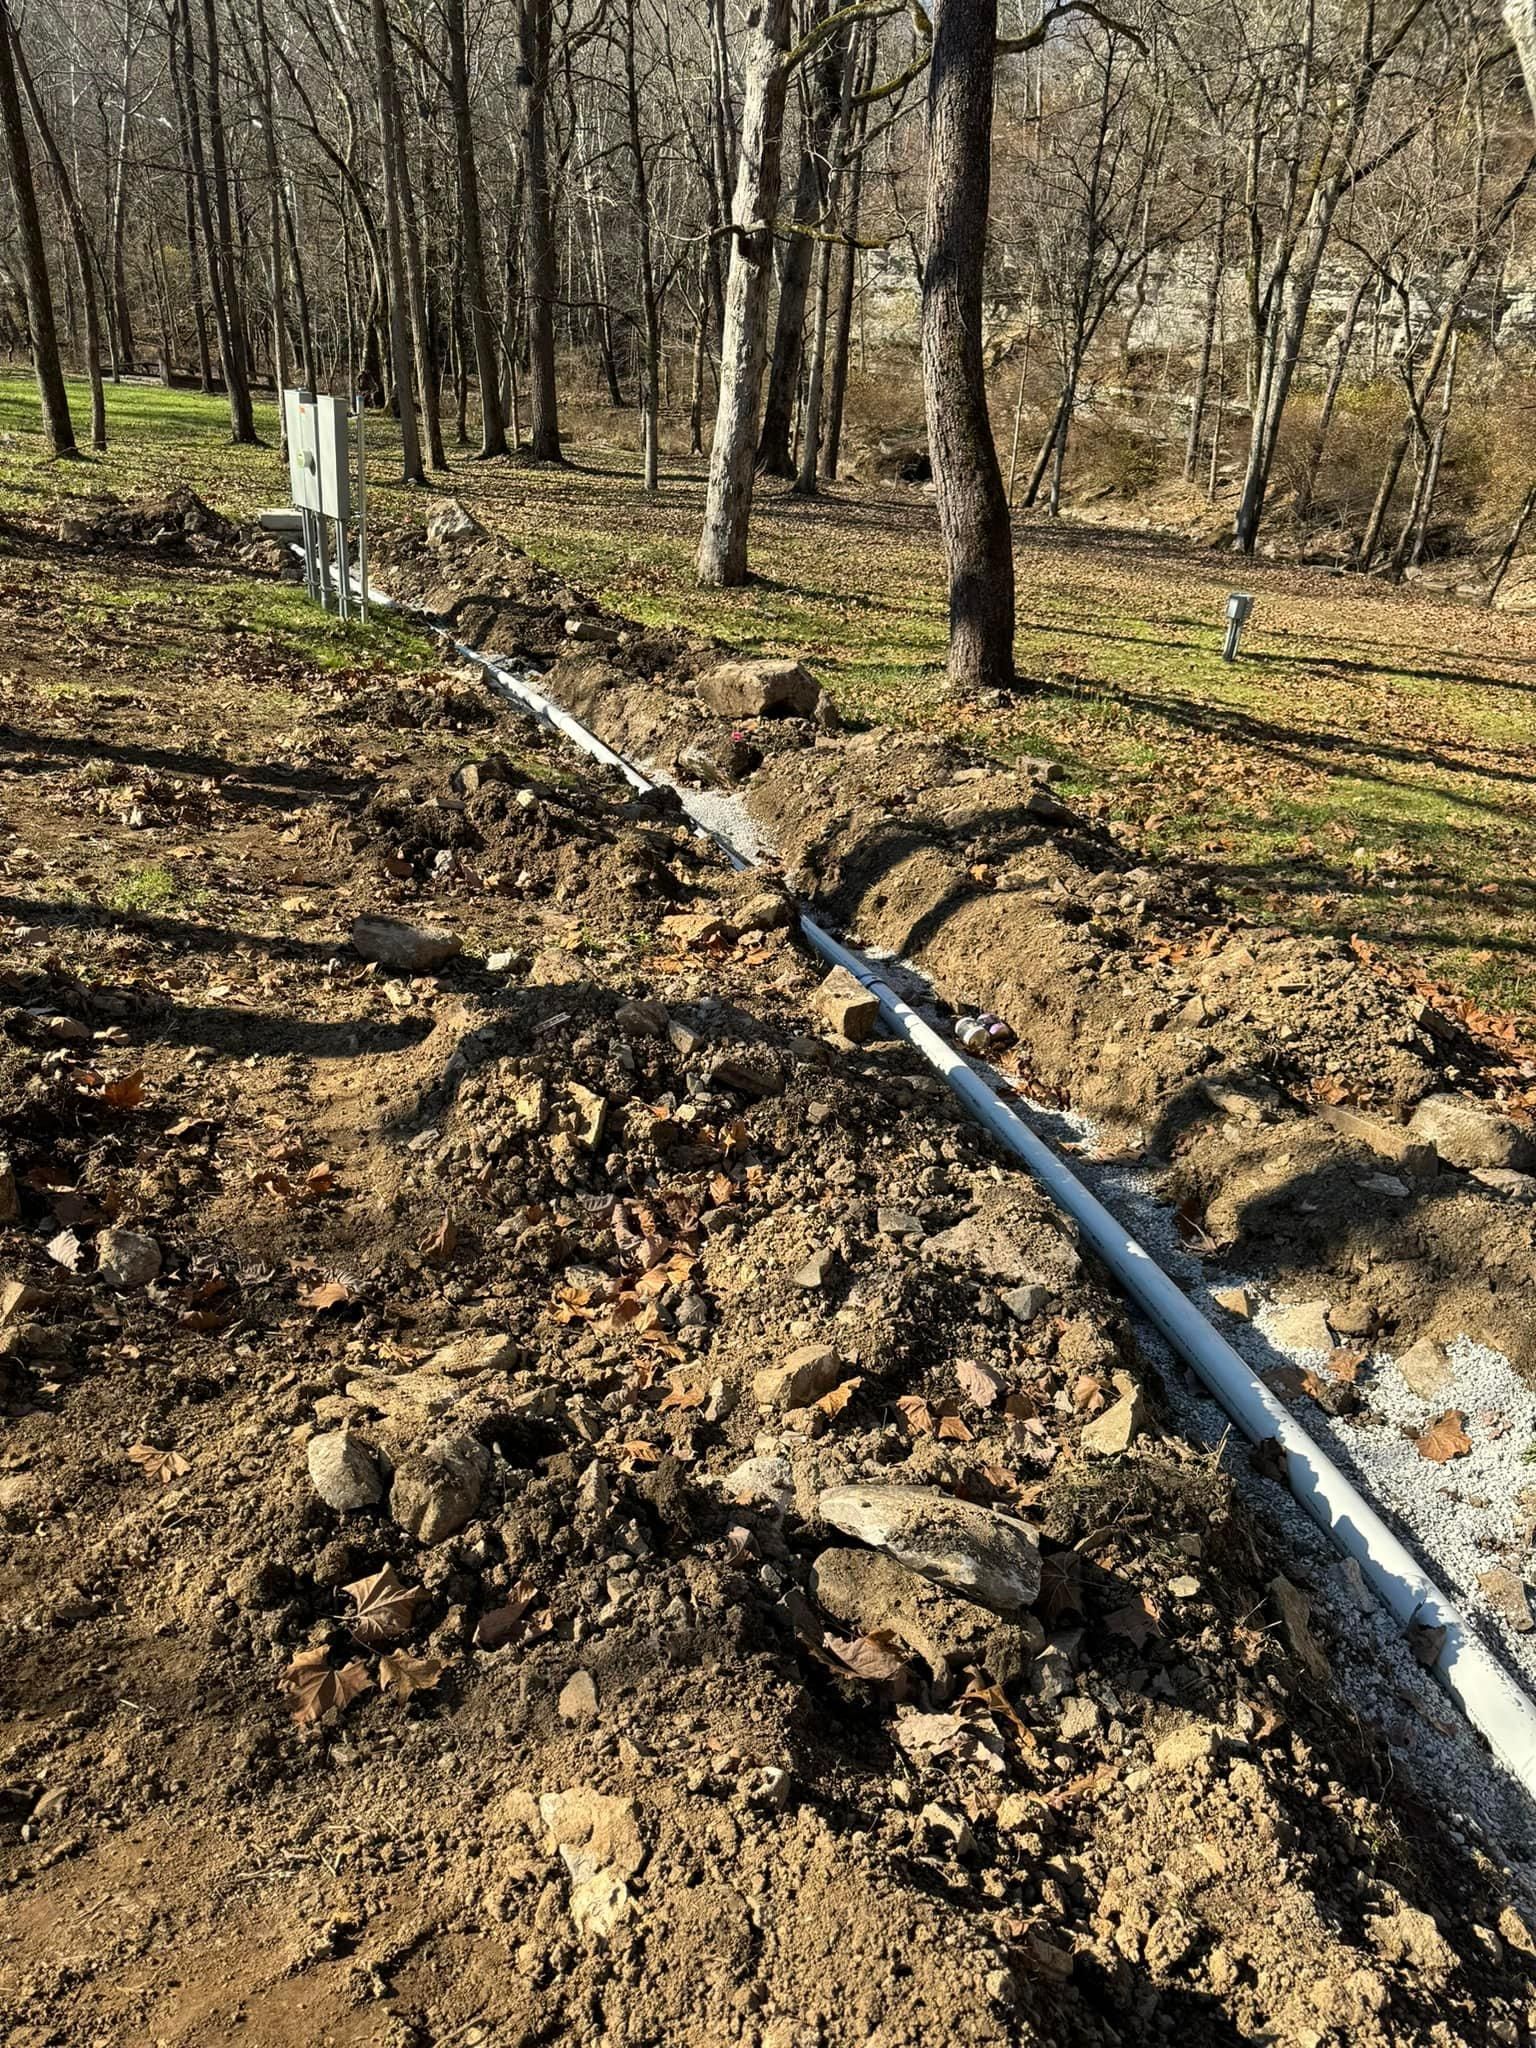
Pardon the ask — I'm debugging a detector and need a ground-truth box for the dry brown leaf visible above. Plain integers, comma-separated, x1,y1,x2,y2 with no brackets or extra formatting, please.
474,1582,539,1650
612,1438,664,1466
127,1442,190,1485
301,1278,352,1311
936,1411,974,1443
282,1648,372,1725
1104,1594,1160,1648
424,1210,459,1265
342,1565,424,1645
104,1070,145,1109
896,1393,934,1435
826,1630,909,1682
379,1649,446,1699
657,1378,707,1413
956,1359,1005,1409
1416,1409,1472,1464
815,1375,863,1417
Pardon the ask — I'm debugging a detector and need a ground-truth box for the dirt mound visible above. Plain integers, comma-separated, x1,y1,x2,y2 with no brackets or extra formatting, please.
56,484,242,554
6,548,1535,2045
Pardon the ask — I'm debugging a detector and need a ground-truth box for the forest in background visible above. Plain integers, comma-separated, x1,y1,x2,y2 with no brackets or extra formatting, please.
6,0,1536,683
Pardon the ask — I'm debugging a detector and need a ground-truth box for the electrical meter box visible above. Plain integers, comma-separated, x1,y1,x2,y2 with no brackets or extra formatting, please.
284,390,352,520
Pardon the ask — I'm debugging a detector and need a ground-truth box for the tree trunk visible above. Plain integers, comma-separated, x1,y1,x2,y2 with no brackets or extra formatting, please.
1486,479,1536,605
367,0,424,481
10,17,105,447
108,29,134,375
696,0,792,587
514,0,561,462
0,0,75,454
198,0,257,440
921,0,1014,693
446,0,507,456
758,4,841,478
1295,270,1368,525
1183,204,1226,483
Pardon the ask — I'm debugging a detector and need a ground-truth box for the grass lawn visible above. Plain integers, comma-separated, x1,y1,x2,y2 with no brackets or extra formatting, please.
5,369,1536,1027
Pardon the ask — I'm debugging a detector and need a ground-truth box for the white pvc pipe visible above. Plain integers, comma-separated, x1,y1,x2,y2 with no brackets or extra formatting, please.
320,552,1536,1798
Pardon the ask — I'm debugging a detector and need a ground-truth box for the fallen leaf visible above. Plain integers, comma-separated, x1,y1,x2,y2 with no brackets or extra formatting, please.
1104,1593,1160,1648
104,1070,145,1109
474,1582,539,1649
816,1375,863,1417
424,1210,458,1265
282,1648,372,1725
379,1649,446,1699
342,1565,424,1645
826,1630,909,1682
127,1442,190,1485
1416,1410,1472,1464
46,1227,84,1272
956,1358,1005,1409
301,1279,353,1311
658,1378,707,1413
896,1393,934,1435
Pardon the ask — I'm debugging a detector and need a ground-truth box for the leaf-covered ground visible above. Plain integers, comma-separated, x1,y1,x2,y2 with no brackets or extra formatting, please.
5,371,1536,1029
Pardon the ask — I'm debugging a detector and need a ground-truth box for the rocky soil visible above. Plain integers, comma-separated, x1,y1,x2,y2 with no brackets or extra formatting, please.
2,501,1536,2045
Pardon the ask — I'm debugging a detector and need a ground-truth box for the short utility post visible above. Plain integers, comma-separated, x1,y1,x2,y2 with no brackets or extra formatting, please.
1222,590,1254,662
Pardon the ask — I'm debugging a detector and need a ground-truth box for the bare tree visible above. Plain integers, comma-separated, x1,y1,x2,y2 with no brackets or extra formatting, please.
697,0,792,587
0,0,76,455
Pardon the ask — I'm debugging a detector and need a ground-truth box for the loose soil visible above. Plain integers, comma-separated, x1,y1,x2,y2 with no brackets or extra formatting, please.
4,500,1536,2045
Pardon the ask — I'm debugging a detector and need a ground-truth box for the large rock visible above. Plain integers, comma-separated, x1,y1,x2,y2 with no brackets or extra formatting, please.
307,1431,383,1511
351,916,462,974
1408,1092,1532,1172
540,1788,646,1884
389,1431,489,1543
813,966,880,1043
695,657,822,721
818,1483,1041,1615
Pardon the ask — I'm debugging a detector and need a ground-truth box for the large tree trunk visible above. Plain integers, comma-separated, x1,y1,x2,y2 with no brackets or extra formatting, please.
446,0,507,457
368,0,424,481
10,18,105,448
514,0,561,462
696,0,792,588
0,0,74,454
921,0,1014,693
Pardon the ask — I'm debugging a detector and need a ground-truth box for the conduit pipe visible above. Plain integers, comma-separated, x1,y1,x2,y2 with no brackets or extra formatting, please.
322,552,1536,1798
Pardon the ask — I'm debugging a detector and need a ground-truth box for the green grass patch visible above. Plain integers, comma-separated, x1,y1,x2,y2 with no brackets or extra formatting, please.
106,863,179,913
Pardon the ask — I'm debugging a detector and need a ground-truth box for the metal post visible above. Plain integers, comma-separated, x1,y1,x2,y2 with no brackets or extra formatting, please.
1222,591,1253,662
356,398,369,624
334,514,350,622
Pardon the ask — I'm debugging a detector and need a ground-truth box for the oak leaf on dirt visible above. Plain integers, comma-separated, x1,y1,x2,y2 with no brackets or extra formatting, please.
1416,1410,1472,1464
378,1650,446,1699
424,1210,458,1265
342,1565,424,1645
103,1070,146,1110
127,1442,190,1485
1105,1594,1160,1648
282,1648,372,1725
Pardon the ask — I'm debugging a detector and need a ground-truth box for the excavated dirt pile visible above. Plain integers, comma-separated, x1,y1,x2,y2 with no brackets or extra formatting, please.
375,506,1536,1388
5,503,1536,2044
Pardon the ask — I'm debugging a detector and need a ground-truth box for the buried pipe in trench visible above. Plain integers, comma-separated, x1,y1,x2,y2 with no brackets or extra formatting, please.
321,549,1536,1800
